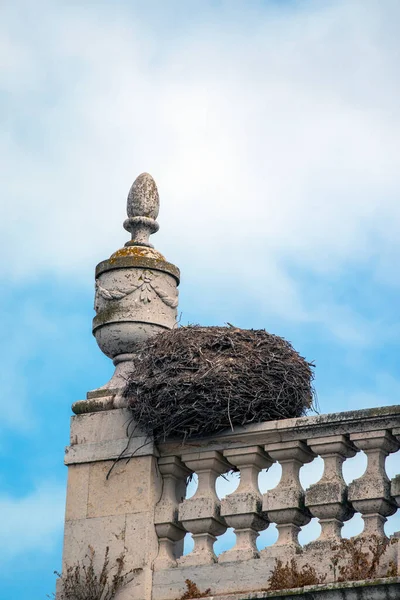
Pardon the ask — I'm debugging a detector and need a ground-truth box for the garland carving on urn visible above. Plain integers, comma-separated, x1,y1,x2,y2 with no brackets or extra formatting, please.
95,269,179,309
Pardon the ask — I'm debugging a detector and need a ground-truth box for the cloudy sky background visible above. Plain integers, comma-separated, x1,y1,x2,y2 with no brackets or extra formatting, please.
1,0,400,597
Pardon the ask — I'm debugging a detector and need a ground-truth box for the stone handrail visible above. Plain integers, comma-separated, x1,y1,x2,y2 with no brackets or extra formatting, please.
152,405,400,599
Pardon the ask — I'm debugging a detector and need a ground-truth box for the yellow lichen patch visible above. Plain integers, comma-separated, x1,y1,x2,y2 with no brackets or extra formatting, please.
109,246,165,262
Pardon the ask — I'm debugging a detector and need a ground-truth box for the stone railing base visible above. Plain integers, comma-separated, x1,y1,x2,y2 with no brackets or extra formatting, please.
61,406,400,600
183,578,400,600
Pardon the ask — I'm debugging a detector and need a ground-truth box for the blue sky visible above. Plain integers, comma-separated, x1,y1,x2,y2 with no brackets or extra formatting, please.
1,0,400,597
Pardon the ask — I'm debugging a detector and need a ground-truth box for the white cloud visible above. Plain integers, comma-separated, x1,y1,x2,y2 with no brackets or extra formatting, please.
0,482,65,561
2,0,400,342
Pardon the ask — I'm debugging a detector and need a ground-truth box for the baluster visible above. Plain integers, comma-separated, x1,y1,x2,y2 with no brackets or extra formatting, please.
305,435,356,545
392,476,400,508
154,456,192,569
178,451,231,566
391,426,400,507
348,430,399,537
262,440,314,548
219,446,272,562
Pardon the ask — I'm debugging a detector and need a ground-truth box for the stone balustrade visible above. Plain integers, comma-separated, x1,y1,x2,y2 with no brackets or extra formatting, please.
61,170,400,599
151,405,400,600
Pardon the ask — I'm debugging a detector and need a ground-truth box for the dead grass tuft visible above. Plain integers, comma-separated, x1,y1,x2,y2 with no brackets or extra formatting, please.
51,546,135,600
331,534,397,582
267,558,326,591
176,579,211,600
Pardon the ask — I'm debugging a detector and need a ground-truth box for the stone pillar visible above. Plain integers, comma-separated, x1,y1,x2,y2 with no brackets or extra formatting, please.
59,174,180,600
62,410,161,600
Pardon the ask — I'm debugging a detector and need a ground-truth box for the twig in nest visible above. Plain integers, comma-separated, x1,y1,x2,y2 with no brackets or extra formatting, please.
123,325,315,443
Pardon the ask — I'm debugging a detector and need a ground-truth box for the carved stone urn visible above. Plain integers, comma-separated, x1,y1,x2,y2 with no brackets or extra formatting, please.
74,173,180,413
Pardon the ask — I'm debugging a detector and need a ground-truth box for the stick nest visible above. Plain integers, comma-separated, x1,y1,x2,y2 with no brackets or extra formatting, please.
123,326,315,441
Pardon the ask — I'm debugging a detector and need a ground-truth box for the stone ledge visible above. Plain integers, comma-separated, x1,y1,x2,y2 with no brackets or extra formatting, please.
159,405,400,456
65,436,156,464
194,578,400,600
69,409,146,445
95,255,180,282
65,409,156,464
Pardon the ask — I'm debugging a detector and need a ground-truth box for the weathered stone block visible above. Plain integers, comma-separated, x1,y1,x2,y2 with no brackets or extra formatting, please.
221,491,260,516
124,512,159,569
65,463,90,521
87,457,160,518
62,515,126,570
179,497,220,522
70,409,146,445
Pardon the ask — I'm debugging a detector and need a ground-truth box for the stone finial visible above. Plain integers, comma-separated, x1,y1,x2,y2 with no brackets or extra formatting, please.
78,170,179,410
124,172,160,248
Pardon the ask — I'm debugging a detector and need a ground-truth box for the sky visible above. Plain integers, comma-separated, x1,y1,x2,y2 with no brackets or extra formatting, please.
1,0,400,597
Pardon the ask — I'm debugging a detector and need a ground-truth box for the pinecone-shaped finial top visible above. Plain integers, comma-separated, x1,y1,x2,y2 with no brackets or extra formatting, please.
124,173,160,247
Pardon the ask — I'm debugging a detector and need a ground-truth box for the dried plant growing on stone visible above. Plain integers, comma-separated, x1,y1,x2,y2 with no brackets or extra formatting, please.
268,558,326,591
385,560,398,578
331,535,396,582
124,325,315,442
53,546,134,600
176,579,211,600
